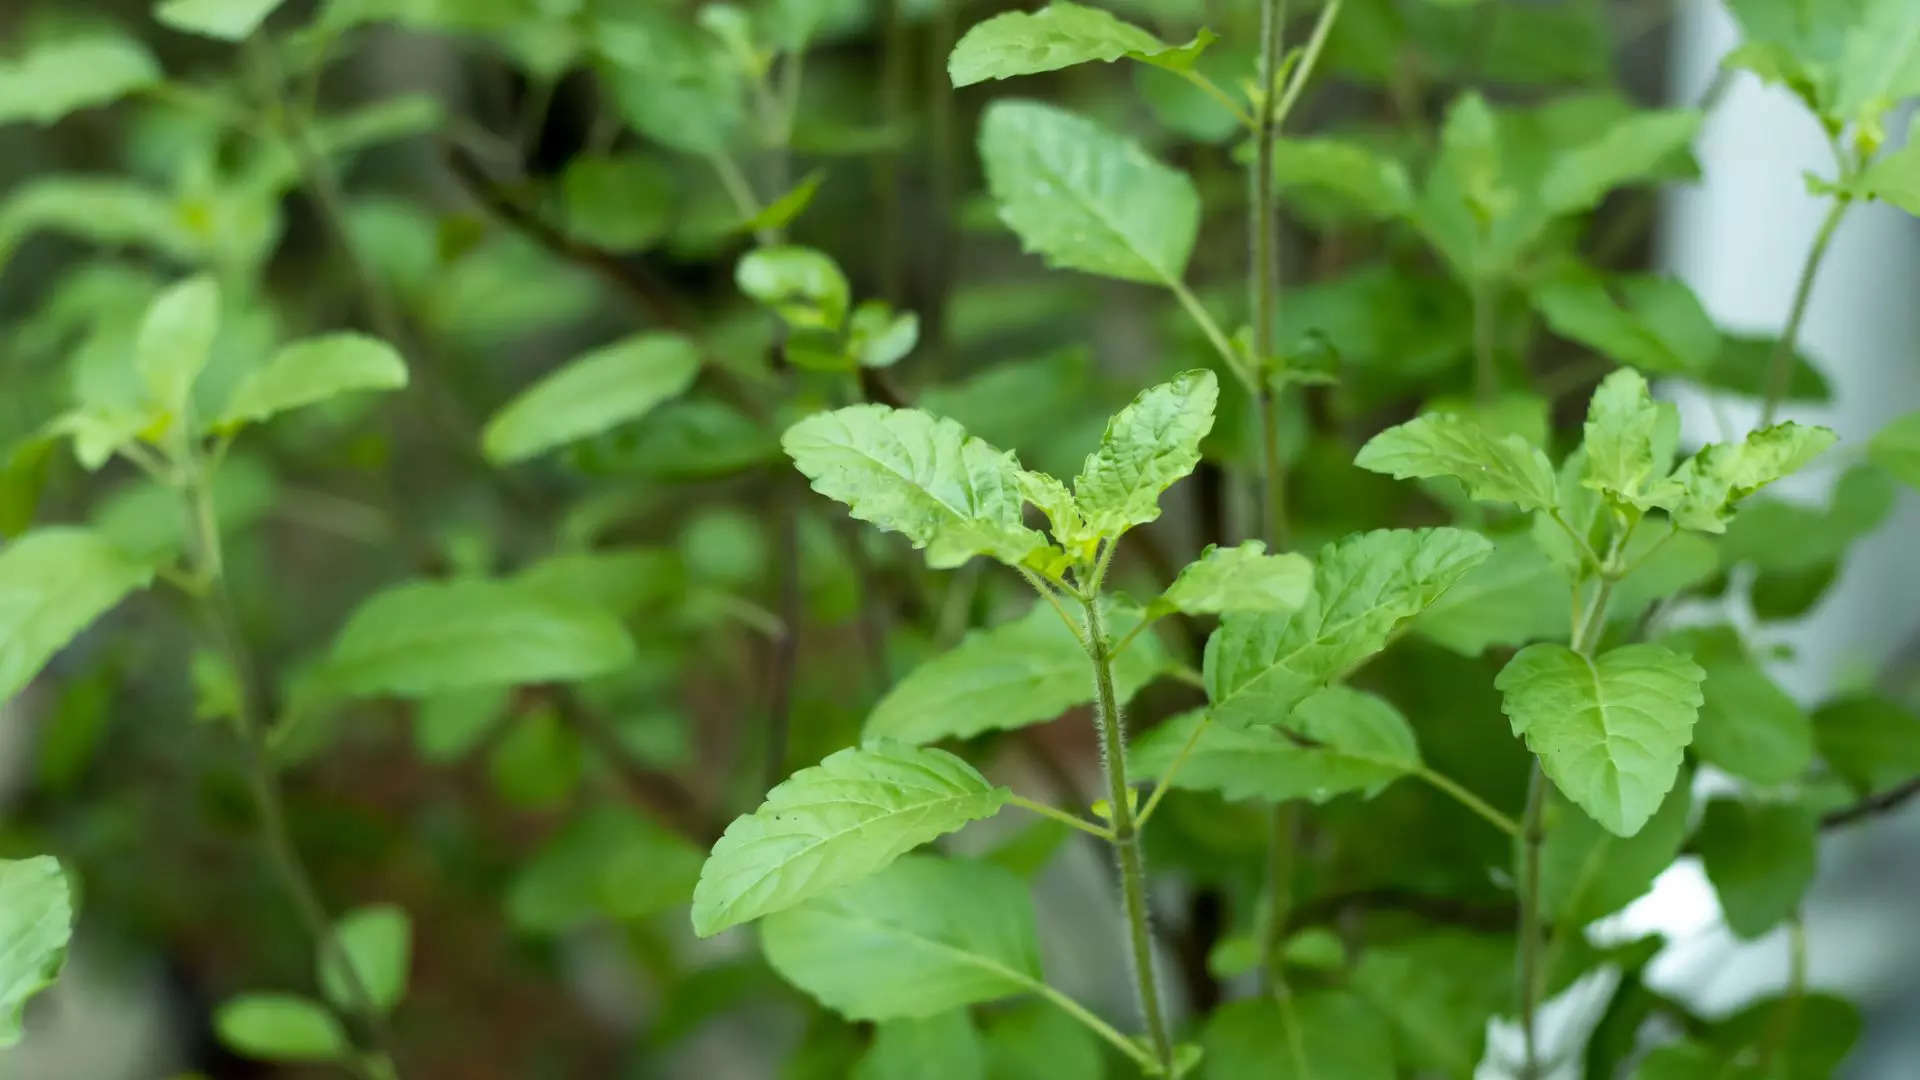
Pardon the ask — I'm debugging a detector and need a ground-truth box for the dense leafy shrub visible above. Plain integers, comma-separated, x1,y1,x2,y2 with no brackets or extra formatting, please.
3,0,1920,1076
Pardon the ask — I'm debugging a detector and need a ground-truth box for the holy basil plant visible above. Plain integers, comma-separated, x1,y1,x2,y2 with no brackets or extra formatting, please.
2,0,1918,1076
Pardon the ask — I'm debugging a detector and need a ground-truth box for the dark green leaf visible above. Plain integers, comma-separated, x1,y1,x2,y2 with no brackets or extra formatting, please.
1696,797,1817,939
1132,689,1420,803
1206,528,1491,728
759,855,1040,1018
314,579,637,698
865,600,1166,745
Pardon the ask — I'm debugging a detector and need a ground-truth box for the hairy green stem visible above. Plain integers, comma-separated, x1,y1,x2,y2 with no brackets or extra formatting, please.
1761,196,1851,425
1082,595,1175,1074
1251,0,1288,546
182,453,401,1080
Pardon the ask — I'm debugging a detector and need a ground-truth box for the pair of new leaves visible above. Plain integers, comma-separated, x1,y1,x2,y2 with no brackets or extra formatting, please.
1,276,411,712
42,274,407,471
213,904,412,1065
477,244,913,468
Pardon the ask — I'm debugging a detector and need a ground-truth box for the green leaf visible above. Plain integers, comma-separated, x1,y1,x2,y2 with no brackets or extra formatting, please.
1832,0,1920,129
740,169,828,236
1856,115,1920,216
1581,367,1679,505
1496,643,1706,836
1159,541,1312,616
1348,931,1509,1078
482,332,700,464
783,405,1045,570
1647,423,1838,533
559,152,675,251
512,547,683,618
1530,270,1719,377
854,1011,986,1080
414,686,507,762
985,1003,1102,1080
0,527,154,704
1412,534,1569,656
487,707,582,809
595,8,744,156
1868,408,1920,488
0,856,73,1047
134,274,220,421
507,805,702,932
318,904,410,1015
1201,991,1395,1079
760,855,1040,1019
1696,334,1830,402
736,245,851,332
848,301,919,369
1074,370,1217,537
1813,694,1920,797
1660,626,1811,785
1268,138,1416,221
1206,528,1492,728
979,100,1200,285
215,332,407,431
1539,109,1702,215
692,742,1009,936
0,177,197,274
1132,688,1420,804
314,579,637,699
1705,992,1860,1077
1696,797,1817,939
44,406,151,472
1539,780,1690,927
948,2,1208,87
865,600,1166,745
214,993,350,1063
0,36,161,127
155,0,287,40
1356,412,1559,512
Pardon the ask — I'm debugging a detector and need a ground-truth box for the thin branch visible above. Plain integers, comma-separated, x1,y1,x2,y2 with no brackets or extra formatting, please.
1007,794,1114,840
1135,713,1213,829
1821,777,1920,829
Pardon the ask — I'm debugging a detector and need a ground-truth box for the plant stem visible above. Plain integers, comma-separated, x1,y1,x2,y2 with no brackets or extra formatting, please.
1473,276,1498,405
1008,794,1114,840
1269,0,1344,132
180,454,401,1080
1517,570,1617,1077
1024,976,1159,1072
1516,762,1547,1080
1413,766,1522,838
1259,801,1300,990
1251,0,1288,546
1167,278,1251,386
1081,595,1175,1074
1761,196,1851,425
1136,714,1213,829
